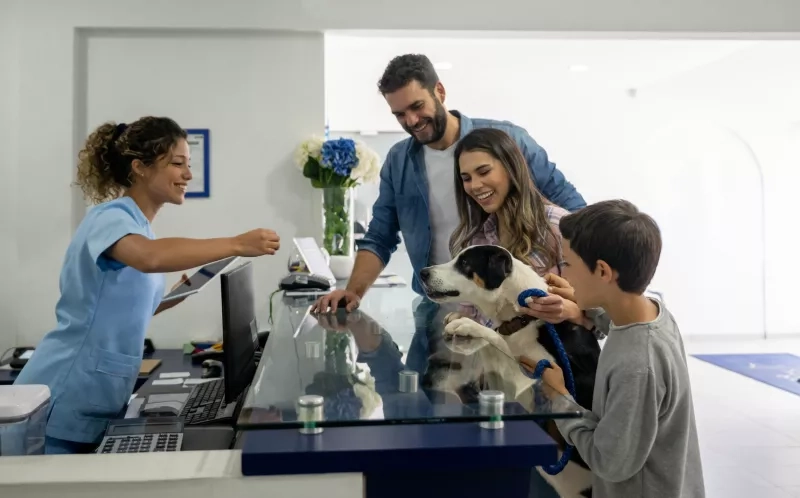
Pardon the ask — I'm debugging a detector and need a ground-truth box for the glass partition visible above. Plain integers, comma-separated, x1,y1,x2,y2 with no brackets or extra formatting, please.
238,288,583,430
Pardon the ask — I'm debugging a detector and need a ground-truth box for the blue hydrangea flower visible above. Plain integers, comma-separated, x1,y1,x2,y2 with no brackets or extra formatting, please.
320,138,358,177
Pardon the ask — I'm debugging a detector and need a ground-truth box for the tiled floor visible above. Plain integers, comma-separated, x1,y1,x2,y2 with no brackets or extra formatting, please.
684,337,800,497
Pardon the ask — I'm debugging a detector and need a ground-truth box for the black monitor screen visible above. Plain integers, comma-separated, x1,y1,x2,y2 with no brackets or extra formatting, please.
220,261,259,404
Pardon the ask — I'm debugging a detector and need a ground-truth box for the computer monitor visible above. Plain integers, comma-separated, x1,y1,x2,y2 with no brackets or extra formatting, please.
220,261,259,404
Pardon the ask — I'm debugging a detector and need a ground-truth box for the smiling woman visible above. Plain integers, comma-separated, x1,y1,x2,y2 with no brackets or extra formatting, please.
14,116,283,455
451,128,561,274
448,128,586,332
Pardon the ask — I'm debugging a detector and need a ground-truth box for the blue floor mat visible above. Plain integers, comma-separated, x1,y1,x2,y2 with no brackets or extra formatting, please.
692,353,800,397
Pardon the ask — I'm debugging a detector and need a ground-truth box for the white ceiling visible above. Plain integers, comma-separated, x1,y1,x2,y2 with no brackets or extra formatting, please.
326,33,770,90
325,33,800,133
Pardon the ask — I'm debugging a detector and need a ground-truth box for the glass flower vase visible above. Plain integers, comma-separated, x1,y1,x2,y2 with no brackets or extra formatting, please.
320,187,354,257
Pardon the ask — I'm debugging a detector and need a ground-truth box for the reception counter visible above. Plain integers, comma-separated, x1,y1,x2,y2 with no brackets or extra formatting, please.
0,287,583,498
0,449,362,497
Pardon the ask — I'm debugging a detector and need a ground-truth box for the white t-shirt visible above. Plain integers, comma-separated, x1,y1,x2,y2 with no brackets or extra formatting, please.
423,144,460,265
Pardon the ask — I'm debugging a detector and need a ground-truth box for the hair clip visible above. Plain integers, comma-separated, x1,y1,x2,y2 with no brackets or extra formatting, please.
112,123,128,141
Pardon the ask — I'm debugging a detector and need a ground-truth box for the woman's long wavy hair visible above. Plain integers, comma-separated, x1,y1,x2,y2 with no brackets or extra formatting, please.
449,128,559,272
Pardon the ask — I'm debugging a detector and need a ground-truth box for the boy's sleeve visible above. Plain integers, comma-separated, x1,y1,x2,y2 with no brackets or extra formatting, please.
86,204,149,272
552,367,659,483
585,308,611,340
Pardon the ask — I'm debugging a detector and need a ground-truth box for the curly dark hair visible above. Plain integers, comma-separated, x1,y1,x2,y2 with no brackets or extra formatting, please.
377,53,440,95
75,116,187,204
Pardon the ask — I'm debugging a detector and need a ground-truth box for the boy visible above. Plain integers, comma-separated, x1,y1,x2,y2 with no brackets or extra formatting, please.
540,199,705,498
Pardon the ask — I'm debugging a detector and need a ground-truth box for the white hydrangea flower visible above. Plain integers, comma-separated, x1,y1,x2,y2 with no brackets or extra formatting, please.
351,141,381,184
293,136,324,170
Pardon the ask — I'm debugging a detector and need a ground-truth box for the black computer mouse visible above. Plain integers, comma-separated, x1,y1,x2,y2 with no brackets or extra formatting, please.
201,359,223,379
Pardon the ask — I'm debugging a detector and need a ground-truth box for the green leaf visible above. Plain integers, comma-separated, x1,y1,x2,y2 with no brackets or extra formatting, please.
310,171,351,188
302,158,321,180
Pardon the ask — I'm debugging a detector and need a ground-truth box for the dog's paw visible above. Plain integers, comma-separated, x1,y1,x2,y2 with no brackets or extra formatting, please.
443,312,463,325
444,317,491,339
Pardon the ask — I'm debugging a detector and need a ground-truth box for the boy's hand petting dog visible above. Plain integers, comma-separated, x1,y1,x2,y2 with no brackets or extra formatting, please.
519,356,569,399
540,362,570,399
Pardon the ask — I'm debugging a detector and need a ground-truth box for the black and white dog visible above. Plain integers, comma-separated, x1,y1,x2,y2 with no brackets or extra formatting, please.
420,245,601,498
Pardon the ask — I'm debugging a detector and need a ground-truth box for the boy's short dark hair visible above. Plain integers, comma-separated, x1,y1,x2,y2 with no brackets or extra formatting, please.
559,199,662,294
377,54,439,95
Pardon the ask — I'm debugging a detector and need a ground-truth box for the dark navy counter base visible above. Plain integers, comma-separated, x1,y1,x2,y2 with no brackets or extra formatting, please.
366,468,534,498
241,420,557,497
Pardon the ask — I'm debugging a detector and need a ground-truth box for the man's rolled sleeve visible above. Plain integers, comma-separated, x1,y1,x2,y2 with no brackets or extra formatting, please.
355,157,401,266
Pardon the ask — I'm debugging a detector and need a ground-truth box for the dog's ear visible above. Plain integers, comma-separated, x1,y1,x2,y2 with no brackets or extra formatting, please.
484,249,513,289
456,245,513,290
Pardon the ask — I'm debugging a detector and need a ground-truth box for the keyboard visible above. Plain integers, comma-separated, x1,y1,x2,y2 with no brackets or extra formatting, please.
96,417,184,454
98,432,183,454
179,378,238,425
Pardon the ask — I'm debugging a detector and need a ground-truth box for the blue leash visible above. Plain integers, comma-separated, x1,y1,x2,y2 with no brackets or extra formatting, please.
517,288,576,476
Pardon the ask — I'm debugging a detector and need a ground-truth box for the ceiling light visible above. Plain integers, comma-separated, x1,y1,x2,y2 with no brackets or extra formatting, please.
434,62,453,71
569,64,589,73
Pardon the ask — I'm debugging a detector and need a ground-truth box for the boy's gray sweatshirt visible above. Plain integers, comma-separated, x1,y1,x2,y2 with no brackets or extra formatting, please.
553,300,705,498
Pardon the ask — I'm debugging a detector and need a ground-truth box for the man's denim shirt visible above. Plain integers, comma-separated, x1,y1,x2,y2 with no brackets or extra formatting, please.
356,111,586,295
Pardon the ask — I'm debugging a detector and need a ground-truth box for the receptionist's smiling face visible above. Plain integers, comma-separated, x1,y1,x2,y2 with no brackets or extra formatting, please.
134,138,192,205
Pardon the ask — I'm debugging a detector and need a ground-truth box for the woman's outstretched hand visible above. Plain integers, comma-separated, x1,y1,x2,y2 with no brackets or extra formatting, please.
234,229,281,257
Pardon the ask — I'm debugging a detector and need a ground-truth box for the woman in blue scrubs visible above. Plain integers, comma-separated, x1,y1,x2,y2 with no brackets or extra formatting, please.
15,116,282,454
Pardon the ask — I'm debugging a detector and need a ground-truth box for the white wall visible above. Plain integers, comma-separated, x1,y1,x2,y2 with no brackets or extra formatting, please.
3,0,800,353
0,1,22,354
82,30,324,346
2,1,329,350
325,35,799,338
636,43,800,337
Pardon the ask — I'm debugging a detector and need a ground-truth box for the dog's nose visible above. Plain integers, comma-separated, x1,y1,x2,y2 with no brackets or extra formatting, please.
420,268,431,283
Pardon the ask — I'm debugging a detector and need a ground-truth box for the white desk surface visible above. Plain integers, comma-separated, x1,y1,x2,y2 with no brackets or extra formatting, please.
0,449,362,497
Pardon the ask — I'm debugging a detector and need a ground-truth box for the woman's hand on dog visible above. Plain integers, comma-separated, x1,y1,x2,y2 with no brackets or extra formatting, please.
544,273,576,301
520,274,583,324
520,273,594,329
520,293,576,324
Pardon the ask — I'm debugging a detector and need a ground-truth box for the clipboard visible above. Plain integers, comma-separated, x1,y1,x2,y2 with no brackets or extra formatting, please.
139,359,162,376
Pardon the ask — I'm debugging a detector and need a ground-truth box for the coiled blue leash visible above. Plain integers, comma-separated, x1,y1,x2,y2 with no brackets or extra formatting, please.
517,288,576,475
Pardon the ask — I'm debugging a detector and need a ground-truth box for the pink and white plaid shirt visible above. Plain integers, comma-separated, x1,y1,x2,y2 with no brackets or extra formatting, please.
459,204,570,328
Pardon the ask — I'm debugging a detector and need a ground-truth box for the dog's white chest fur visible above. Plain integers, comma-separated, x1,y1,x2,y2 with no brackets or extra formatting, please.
424,246,593,498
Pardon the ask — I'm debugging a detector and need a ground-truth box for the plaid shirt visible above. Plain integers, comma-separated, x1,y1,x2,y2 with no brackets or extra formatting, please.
458,205,607,340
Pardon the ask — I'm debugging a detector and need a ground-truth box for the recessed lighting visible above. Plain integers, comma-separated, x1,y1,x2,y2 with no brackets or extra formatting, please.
434,62,453,71
569,64,589,72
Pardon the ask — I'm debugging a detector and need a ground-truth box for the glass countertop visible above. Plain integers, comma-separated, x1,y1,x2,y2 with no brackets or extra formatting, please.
238,289,583,430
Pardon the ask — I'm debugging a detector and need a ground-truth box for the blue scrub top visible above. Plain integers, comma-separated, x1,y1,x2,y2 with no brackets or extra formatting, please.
15,197,166,443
